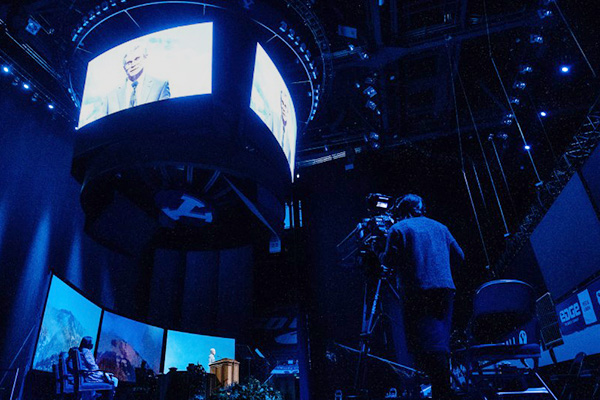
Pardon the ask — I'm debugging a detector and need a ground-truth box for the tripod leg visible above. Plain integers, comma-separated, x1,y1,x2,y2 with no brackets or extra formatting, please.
354,278,384,392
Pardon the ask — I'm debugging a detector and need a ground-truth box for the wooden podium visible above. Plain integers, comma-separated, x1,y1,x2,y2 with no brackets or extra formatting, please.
209,359,239,387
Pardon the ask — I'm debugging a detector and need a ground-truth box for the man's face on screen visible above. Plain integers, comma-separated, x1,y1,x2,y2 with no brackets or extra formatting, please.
123,47,146,82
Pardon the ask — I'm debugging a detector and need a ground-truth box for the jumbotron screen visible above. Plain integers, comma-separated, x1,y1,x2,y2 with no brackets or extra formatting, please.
163,330,235,372
32,275,102,371
250,43,298,178
78,22,213,128
96,311,164,382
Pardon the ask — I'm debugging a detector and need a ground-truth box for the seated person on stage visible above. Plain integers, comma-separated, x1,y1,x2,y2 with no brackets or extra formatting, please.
78,336,118,398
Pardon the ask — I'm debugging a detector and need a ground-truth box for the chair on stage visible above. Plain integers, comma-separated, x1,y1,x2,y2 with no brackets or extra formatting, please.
65,348,115,400
53,352,74,399
454,279,558,399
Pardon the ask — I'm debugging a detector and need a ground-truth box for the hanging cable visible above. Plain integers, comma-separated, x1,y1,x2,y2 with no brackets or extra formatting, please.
472,160,489,214
483,0,543,185
489,136,518,216
447,43,492,270
458,71,511,236
552,0,597,78
526,90,558,162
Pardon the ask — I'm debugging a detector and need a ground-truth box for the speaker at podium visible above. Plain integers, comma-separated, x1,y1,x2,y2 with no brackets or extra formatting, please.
209,359,240,387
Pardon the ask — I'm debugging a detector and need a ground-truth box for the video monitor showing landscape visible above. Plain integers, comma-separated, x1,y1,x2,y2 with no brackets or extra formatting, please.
250,43,298,178
78,22,213,128
163,330,235,372
32,275,102,371
97,311,164,382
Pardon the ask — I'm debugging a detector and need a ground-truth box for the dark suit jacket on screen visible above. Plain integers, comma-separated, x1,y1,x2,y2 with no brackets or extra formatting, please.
103,75,170,115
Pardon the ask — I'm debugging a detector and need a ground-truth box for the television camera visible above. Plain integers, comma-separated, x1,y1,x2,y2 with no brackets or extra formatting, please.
337,193,396,269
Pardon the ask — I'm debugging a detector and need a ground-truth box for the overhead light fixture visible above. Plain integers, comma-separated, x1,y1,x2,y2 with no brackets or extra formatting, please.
524,145,531,150
22,83,30,90
510,97,520,105
539,111,547,117
2,66,9,73
513,81,526,90
537,9,553,19
279,21,288,32
529,34,544,44
560,65,571,74
25,18,42,35
48,104,55,110
519,64,533,74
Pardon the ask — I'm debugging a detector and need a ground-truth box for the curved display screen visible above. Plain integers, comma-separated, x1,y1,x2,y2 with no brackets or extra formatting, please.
163,330,235,372
32,275,102,371
250,43,298,178
78,22,213,128
97,311,165,381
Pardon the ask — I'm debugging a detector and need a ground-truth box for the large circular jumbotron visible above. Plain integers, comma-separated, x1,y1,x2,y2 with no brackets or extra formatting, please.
68,0,328,254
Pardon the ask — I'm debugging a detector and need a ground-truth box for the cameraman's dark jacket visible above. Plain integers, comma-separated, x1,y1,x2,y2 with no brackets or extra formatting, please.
380,216,464,290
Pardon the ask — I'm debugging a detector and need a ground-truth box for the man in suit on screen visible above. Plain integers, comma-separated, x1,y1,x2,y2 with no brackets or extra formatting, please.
103,44,170,115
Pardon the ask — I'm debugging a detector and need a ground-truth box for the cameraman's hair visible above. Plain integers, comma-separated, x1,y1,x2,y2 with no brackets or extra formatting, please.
394,194,425,219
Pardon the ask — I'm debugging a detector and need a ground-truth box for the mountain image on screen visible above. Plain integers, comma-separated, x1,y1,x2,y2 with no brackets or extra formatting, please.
33,307,86,371
97,338,146,382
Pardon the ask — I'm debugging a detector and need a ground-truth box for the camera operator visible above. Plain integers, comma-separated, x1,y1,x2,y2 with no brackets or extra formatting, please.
379,194,464,400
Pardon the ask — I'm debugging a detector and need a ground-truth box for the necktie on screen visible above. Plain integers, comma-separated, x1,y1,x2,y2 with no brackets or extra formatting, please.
130,81,138,108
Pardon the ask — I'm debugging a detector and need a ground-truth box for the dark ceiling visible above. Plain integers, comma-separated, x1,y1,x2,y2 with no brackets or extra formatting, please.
1,0,599,269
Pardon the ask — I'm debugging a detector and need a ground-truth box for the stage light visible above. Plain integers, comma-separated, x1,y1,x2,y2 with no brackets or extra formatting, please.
25,18,41,35
510,97,520,105
11,77,19,86
560,65,571,74
524,145,531,150
2,66,9,73
537,9,553,19
519,64,533,74
31,93,39,102
503,114,514,125
539,111,547,117
369,132,379,141
529,34,543,44
348,44,355,51
513,81,526,90
296,173,300,179
287,29,295,41
365,100,377,110
48,104,54,110
22,83,30,90
363,86,377,98
279,21,288,32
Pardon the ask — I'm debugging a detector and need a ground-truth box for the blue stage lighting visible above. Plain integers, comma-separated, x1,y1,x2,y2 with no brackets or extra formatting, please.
539,111,547,117
48,104,54,110
560,65,570,73
22,83,30,90
524,145,531,150
2,66,9,73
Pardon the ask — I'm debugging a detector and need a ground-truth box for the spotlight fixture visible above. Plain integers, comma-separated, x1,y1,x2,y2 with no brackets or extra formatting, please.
363,86,377,98
348,44,355,51
524,145,531,150
22,83,30,90
11,77,19,86
560,65,571,74
2,66,9,73
537,9,553,19
539,111,547,117
369,132,379,141
513,81,526,90
519,64,533,74
502,114,514,125
279,21,288,32
510,97,520,105
31,93,39,102
48,104,55,110
529,34,544,44
365,100,377,110
497,132,509,140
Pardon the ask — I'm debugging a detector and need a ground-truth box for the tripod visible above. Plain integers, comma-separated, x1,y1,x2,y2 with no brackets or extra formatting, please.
353,267,419,396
